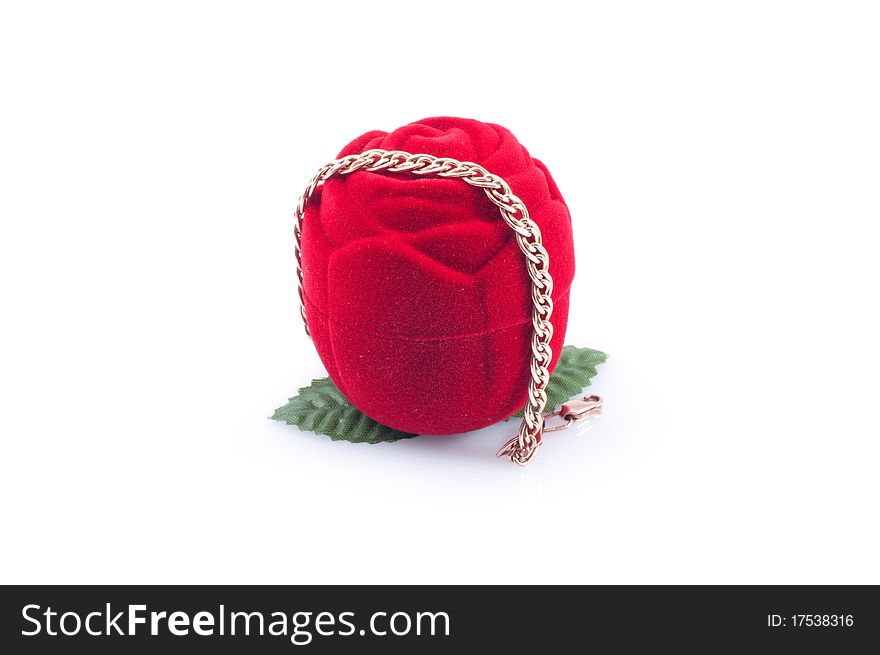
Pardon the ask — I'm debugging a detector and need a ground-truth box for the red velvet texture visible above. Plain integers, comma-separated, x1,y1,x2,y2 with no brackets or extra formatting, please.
301,117,575,434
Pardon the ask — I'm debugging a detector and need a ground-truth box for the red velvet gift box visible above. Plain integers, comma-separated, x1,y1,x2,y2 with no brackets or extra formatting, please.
299,117,575,435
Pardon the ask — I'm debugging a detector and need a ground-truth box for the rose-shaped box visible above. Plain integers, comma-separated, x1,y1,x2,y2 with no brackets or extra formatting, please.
300,117,575,435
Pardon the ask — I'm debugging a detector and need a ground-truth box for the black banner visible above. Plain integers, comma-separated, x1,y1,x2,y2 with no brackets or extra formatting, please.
1,585,875,652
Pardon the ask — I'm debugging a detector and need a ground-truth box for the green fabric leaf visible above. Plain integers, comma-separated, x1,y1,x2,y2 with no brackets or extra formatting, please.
272,344,607,443
509,345,608,419
270,378,417,444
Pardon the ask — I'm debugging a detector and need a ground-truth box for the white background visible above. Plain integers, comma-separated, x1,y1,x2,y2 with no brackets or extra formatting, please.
1,1,878,584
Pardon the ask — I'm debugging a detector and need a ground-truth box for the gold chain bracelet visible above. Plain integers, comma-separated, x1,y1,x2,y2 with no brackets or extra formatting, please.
294,149,554,465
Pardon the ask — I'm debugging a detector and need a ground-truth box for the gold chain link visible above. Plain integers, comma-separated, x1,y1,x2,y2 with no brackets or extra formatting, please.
294,149,554,465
